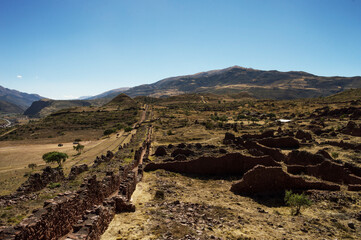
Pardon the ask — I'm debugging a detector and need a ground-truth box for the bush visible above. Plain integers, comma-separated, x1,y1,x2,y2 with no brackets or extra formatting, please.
124,126,133,132
284,190,311,215
104,129,116,135
331,152,339,159
48,182,61,189
28,163,37,170
154,190,165,200
115,123,126,130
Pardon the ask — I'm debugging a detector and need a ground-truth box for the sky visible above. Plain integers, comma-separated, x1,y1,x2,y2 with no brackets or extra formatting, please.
0,0,360,99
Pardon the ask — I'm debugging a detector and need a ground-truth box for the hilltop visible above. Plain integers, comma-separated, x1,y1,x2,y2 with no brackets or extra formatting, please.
124,66,361,99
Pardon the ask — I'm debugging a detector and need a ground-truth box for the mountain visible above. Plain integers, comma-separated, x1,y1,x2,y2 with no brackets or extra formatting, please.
123,66,361,99
0,85,43,110
0,100,24,114
84,87,130,100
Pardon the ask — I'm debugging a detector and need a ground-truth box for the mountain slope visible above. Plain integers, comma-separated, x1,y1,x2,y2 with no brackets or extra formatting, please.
105,93,138,109
24,98,112,118
124,66,361,99
0,100,24,114
0,85,43,109
85,87,130,100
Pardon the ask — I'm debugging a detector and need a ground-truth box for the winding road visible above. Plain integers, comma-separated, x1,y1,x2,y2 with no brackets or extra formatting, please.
0,118,11,128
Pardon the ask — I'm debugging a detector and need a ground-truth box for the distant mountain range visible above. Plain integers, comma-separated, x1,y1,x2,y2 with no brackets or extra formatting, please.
1,66,361,114
123,66,361,99
0,85,43,113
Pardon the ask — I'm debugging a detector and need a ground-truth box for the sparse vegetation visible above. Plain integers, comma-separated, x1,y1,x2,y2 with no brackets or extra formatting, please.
104,128,116,136
284,190,311,215
48,182,61,189
73,144,85,154
28,163,37,170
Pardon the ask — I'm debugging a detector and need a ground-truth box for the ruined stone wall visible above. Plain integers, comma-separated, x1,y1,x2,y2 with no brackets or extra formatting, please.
0,133,150,240
0,167,65,207
144,153,280,175
287,160,361,185
231,166,340,195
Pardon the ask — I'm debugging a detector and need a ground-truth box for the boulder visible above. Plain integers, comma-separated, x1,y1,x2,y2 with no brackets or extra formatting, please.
295,130,312,140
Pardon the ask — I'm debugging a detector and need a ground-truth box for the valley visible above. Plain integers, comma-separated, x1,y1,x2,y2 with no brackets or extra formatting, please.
0,88,360,239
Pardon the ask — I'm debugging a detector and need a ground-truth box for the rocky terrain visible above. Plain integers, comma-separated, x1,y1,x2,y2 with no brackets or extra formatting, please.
0,89,361,239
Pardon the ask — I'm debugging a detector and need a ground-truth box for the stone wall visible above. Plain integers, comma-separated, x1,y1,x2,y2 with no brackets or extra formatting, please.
287,160,361,185
144,153,280,175
231,166,340,195
0,126,152,240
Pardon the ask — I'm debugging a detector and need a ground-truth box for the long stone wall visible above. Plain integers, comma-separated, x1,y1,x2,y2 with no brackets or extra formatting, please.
144,153,280,175
0,125,152,240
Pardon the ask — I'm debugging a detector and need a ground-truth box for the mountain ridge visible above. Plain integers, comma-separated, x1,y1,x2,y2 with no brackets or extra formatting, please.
0,85,43,110
123,66,361,99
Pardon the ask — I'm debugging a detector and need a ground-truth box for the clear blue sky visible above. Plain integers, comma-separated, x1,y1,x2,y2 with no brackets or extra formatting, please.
0,0,360,99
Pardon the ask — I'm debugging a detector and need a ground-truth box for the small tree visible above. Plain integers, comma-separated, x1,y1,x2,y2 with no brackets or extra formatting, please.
73,144,85,154
284,190,311,215
42,151,68,167
28,163,37,170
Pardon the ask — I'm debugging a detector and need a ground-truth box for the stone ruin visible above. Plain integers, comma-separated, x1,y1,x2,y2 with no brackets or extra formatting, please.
92,150,115,168
68,164,89,180
17,166,65,194
0,126,153,240
230,166,340,195
342,121,361,137
145,153,280,175
145,131,361,197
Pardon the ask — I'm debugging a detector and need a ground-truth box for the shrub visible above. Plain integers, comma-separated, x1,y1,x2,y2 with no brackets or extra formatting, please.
104,129,116,135
331,152,339,159
48,182,61,189
284,190,311,215
124,126,133,132
28,163,37,170
154,190,165,200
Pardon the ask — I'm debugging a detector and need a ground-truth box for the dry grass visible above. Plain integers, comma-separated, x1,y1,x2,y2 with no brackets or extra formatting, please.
104,170,361,239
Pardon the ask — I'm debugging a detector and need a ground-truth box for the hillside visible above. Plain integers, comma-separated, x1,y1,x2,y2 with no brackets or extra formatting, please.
85,87,130,100
0,100,24,114
24,93,136,118
23,98,111,118
0,85,43,109
124,66,361,99
105,93,138,109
